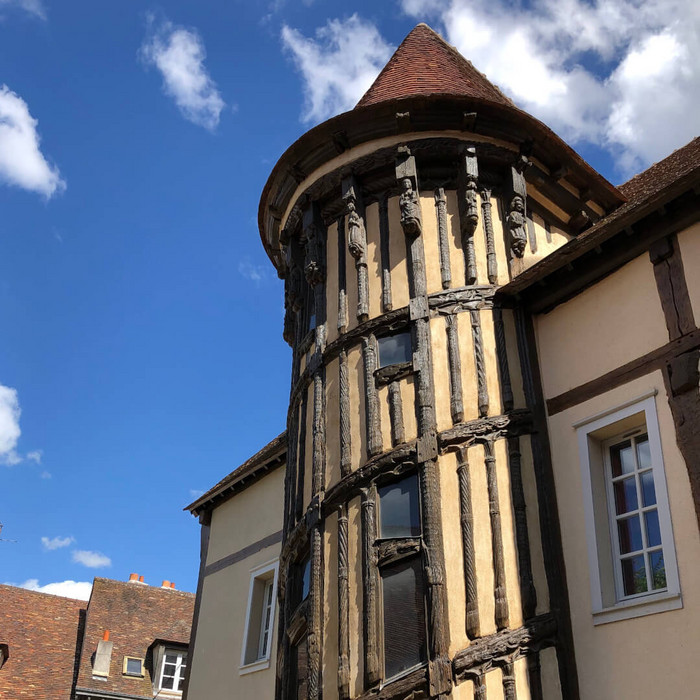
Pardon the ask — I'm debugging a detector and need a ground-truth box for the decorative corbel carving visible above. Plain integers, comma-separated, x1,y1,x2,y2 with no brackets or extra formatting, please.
342,175,369,321
508,165,529,258
396,147,422,238
458,145,479,285
303,202,325,286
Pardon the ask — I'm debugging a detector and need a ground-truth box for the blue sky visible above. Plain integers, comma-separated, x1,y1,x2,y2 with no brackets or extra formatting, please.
0,0,697,598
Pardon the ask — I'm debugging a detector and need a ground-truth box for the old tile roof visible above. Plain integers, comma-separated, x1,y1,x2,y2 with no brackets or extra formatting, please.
356,23,513,109
74,577,194,699
619,137,700,205
0,584,85,700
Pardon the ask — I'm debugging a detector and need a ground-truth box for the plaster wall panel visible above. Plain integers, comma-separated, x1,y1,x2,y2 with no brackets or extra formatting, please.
503,308,527,410
401,375,418,443
546,371,700,700
675,222,700,323
481,309,503,417
445,189,467,288
388,196,410,310
539,647,563,700
422,191,444,295
322,511,339,700
430,315,454,433
365,201,383,321
457,313,480,423
188,544,280,699
535,254,668,399
347,496,364,697
206,468,284,565
303,382,314,508
326,221,340,346
325,356,341,490
344,213,360,333
347,344,365,473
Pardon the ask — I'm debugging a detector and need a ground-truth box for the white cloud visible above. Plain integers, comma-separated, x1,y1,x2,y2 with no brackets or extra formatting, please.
27,449,42,464
0,86,65,197
72,549,111,568
40,470,51,479
0,0,46,20
11,578,92,600
41,535,75,550
281,15,395,123
399,0,700,175
189,488,205,499
141,19,225,130
0,384,21,466
238,258,272,284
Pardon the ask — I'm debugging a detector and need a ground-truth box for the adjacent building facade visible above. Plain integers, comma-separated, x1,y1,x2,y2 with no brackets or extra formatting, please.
184,24,700,700
0,575,194,700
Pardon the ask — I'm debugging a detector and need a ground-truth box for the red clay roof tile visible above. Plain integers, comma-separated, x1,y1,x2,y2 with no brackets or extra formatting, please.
356,23,513,109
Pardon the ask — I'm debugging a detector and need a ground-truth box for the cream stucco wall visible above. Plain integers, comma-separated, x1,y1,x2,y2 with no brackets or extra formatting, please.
535,254,668,400
544,372,700,700
675,222,700,323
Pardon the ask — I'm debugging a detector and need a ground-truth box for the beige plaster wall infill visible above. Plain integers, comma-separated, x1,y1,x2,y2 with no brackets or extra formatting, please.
325,356,342,490
438,450,468,656
326,221,340,346
539,647,563,700
546,371,700,700
457,312,480,423
446,190,467,287
303,381,314,508
401,375,418,443
388,196,410,311
377,384,392,454
422,192,443,295
364,202,383,321
206,467,284,565
347,344,365,473
322,511,339,700
675,222,700,323
528,188,571,228
491,195,512,287
347,496,364,697
188,543,280,700
430,315,453,434
502,309,527,411
480,310,503,417
344,211,360,334
535,254,668,400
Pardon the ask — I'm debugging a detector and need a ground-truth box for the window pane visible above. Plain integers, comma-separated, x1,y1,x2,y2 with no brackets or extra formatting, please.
126,658,141,675
650,550,667,590
161,675,175,690
610,440,634,477
613,477,638,514
618,515,642,554
645,510,662,547
641,470,656,506
378,475,421,538
378,332,412,367
301,559,311,600
622,555,648,596
382,558,426,679
636,435,651,469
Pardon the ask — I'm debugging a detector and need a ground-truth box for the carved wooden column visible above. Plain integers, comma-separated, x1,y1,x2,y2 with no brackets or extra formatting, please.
480,188,498,284
361,487,380,687
484,440,509,630
379,193,393,312
471,310,489,418
396,146,452,697
446,314,464,424
307,523,323,700
435,188,452,289
388,381,405,446
507,164,528,259
458,145,479,285
502,662,517,700
342,176,369,322
339,348,352,478
457,446,480,639
363,335,382,458
337,505,351,700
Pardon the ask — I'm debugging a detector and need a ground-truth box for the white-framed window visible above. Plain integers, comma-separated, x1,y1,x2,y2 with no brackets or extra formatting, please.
240,559,279,674
575,391,682,624
157,648,187,693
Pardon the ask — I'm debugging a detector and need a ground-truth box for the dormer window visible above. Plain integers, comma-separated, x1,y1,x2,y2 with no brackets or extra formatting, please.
158,648,187,693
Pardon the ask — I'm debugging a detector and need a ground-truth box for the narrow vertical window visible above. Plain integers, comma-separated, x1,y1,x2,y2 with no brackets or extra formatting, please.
378,475,421,538
377,331,412,367
241,560,279,670
606,432,666,598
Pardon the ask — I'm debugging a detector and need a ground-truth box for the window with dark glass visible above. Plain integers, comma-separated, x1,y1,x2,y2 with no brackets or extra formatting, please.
376,473,426,680
377,331,412,368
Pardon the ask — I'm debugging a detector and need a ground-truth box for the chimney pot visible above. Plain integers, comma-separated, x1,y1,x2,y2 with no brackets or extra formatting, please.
162,580,171,589
103,630,110,642
170,582,176,589
138,575,144,583
128,573,138,582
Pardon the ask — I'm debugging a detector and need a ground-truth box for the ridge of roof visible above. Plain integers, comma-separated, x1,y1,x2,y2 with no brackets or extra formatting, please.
186,431,286,515
356,23,513,109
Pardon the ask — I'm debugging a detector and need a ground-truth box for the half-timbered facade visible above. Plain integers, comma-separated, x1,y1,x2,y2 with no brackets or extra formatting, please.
184,24,700,700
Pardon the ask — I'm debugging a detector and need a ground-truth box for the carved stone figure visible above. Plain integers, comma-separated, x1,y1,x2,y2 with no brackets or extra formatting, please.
399,177,422,237
346,199,366,260
304,225,324,286
464,178,479,234
507,195,527,258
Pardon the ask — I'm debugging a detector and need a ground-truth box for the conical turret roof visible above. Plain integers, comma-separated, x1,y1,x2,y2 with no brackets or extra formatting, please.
356,23,513,109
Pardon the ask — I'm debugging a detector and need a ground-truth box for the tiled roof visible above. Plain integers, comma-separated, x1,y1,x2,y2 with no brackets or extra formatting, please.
0,584,85,700
619,137,700,205
75,577,194,699
356,23,513,109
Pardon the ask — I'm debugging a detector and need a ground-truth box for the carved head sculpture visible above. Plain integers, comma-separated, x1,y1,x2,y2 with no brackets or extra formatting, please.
346,197,365,260
511,195,525,213
399,177,422,237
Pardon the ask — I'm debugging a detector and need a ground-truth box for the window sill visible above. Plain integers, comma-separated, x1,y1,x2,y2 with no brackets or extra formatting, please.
592,590,682,625
239,658,271,675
